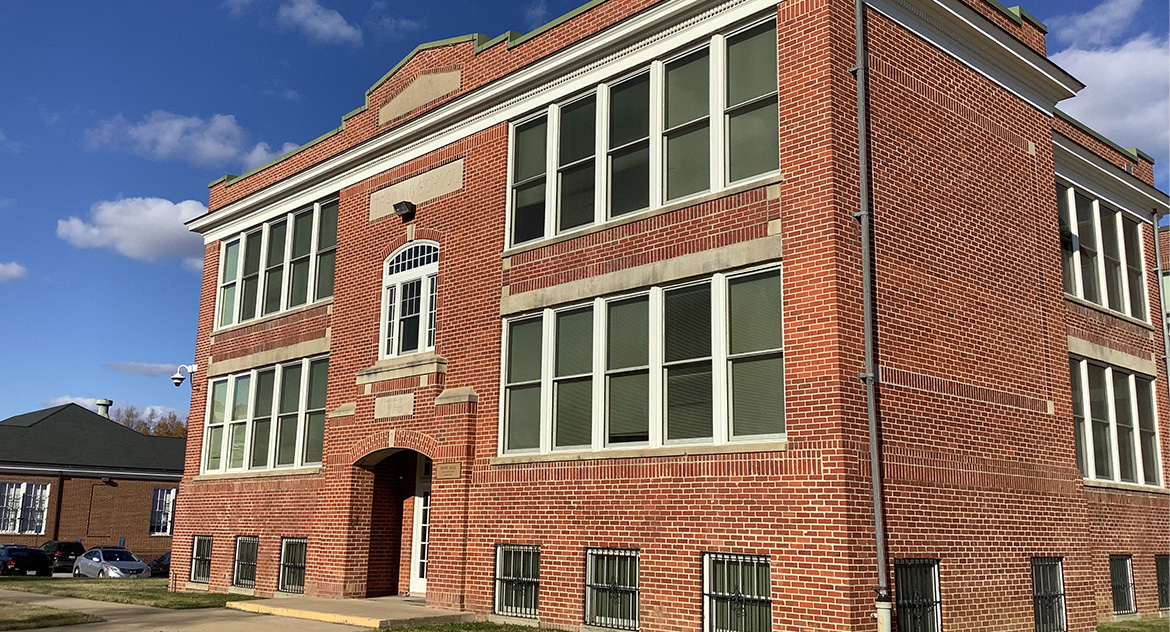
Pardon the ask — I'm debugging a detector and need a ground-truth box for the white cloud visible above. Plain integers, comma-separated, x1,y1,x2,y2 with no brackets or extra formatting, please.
277,0,362,45
103,361,179,377
0,261,27,281
364,2,421,39
523,0,550,31
242,141,300,171
57,197,207,268
1047,0,1143,47
223,0,255,18
0,129,26,153
45,395,100,411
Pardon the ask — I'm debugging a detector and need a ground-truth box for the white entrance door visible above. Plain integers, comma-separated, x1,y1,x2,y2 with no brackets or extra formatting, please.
409,454,432,594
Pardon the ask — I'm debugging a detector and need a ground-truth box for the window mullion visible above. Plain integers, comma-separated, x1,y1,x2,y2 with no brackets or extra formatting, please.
233,235,246,324
1103,366,1122,481
712,274,729,445
540,308,555,454
545,105,559,242
1092,200,1108,307
293,359,308,467
1127,374,1146,485
709,33,726,190
1077,359,1095,479
592,297,605,451
595,84,609,226
649,60,664,211
269,367,283,469
1066,186,1084,299
258,224,271,317
278,214,292,311
649,287,665,448
307,202,321,304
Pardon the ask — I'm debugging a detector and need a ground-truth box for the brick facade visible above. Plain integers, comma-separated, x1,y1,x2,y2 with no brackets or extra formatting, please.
174,0,1169,628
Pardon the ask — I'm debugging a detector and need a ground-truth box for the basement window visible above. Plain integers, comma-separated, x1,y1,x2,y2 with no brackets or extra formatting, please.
895,558,941,632
190,536,212,584
703,553,772,631
1110,555,1135,614
495,545,540,618
1030,557,1066,632
234,536,259,589
585,548,639,630
279,538,307,594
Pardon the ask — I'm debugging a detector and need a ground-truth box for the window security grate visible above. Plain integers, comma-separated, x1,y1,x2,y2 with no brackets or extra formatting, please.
1110,555,1135,614
1156,555,1169,611
1031,558,1066,632
280,538,307,594
495,545,539,618
586,548,639,630
703,553,772,632
191,536,212,584
895,558,941,632
234,536,259,589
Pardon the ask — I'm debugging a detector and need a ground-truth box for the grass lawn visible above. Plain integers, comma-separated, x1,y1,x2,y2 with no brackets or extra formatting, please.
0,599,104,631
1098,620,1170,632
0,577,257,609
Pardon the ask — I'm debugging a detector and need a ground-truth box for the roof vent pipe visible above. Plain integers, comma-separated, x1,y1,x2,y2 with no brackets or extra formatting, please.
96,399,113,418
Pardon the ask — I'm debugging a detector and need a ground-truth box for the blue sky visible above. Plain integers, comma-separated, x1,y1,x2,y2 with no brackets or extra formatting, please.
0,0,1166,421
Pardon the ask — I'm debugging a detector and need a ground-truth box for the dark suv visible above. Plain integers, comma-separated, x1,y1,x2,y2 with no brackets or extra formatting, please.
40,540,85,572
0,545,53,576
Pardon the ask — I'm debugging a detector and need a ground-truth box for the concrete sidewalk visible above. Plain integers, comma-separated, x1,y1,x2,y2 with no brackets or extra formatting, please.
0,588,363,631
227,594,474,628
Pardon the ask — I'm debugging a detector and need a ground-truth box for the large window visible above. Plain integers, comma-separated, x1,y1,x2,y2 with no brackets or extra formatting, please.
502,267,783,454
1056,183,1147,320
1031,557,1066,632
149,488,177,536
204,356,329,473
508,18,778,246
216,197,338,329
0,482,49,535
1069,357,1161,486
234,536,259,589
703,553,772,632
585,548,639,630
495,545,539,618
279,538,307,594
380,242,439,359
191,535,212,584
1109,555,1135,614
895,558,941,632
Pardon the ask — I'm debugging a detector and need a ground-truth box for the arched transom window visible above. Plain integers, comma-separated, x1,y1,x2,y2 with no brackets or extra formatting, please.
381,242,439,358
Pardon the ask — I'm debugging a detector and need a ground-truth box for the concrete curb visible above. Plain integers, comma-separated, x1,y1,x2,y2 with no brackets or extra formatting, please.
225,600,474,628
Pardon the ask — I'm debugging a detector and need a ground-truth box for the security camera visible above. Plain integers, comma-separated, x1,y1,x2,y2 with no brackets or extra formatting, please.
170,364,197,388
171,372,185,387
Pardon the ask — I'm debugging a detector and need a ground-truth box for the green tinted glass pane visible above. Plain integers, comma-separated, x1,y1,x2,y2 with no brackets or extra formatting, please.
1087,364,1108,420
728,97,779,181
610,142,649,217
206,426,223,469
292,211,313,258
666,363,712,440
263,267,283,314
210,380,228,424
254,370,275,417
608,371,649,443
556,308,593,376
727,22,777,106
231,374,251,421
250,418,270,468
219,285,236,326
512,178,546,244
508,318,543,383
514,117,548,182
610,74,649,148
221,241,239,283
267,221,287,267
318,200,338,250
555,377,592,447
316,250,335,300
289,259,310,307
240,277,258,321
276,415,297,465
732,355,785,436
559,162,595,231
730,270,783,354
243,233,262,275
304,411,325,463
560,96,596,166
666,50,709,129
665,284,711,362
280,364,303,414
665,123,709,200
607,297,649,370
228,423,246,468
308,359,329,410
506,384,541,451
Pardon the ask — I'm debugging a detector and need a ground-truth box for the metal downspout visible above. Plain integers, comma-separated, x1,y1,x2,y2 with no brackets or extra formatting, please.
852,0,892,625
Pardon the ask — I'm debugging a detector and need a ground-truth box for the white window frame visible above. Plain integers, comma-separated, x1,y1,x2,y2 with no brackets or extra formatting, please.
379,241,439,360
233,535,259,589
0,481,50,535
495,544,540,618
149,487,177,536
585,548,639,630
1056,181,1149,321
505,17,779,248
215,197,338,330
702,552,772,632
1030,557,1066,632
279,537,308,594
1070,357,1164,487
499,264,784,455
202,355,329,474
190,535,212,584
1109,554,1136,614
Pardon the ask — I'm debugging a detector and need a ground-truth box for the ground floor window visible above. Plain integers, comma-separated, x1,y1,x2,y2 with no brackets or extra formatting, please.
191,536,212,583
234,536,259,589
703,553,771,631
1109,555,1135,614
1030,557,1066,632
895,558,941,632
585,548,639,630
495,544,539,618
280,538,307,594
1157,554,1169,610
0,481,50,535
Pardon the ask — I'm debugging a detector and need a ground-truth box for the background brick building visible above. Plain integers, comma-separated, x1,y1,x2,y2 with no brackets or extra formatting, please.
173,0,1169,628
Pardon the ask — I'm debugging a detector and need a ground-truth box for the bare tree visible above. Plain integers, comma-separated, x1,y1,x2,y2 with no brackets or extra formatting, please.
110,405,188,437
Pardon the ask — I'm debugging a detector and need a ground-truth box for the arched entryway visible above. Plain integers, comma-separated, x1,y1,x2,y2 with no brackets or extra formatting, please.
357,448,432,597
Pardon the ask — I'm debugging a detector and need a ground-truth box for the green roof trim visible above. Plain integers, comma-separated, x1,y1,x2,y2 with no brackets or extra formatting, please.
208,125,344,188
982,0,1049,32
1012,7,1048,33
984,0,1023,25
1056,109,1156,165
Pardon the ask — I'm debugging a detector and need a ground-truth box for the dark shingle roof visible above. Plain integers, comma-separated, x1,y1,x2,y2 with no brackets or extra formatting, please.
0,404,184,476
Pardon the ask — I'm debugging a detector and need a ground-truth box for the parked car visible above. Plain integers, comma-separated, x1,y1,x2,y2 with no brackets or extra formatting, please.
72,547,151,578
40,540,86,573
0,545,53,576
147,552,170,578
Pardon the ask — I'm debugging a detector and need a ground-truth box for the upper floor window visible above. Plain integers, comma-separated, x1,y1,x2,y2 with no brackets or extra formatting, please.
149,488,177,536
217,198,338,329
1070,357,1161,486
508,18,778,247
1057,183,1147,320
204,356,329,474
501,266,783,454
381,242,438,359
0,481,49,535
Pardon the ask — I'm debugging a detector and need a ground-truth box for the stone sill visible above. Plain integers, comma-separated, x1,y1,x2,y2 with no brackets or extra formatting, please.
193,466,322,482
356,351,447,385
228,586,255,596
492,440,788,466
1065,294,1157,331
211,299,333,338
487,614,538,628
185,582,210,591
1082,478,1169,495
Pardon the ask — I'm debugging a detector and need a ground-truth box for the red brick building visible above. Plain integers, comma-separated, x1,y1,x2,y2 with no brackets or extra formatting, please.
174,0,1170,628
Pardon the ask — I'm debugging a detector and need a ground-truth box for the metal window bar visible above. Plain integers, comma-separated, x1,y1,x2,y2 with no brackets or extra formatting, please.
387,244,438,275
703,553,772,632
234,536,259,589
895,559,941,632
191,536,212,583
586,548,639,630
1110,555,1135,614
1031,558,1067,632
1156,555,1169,610
280,538,308,594
18,484,48,534
495,545,540,618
